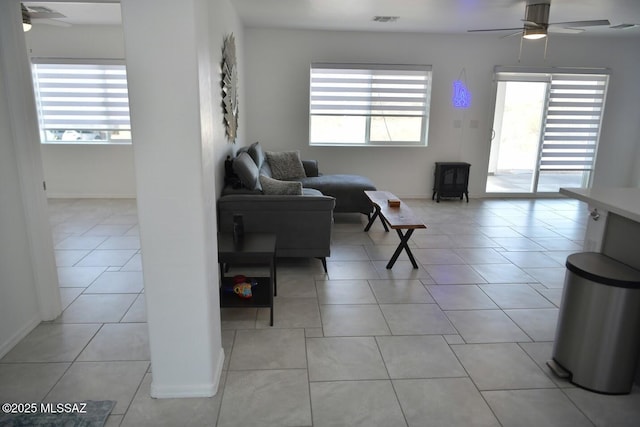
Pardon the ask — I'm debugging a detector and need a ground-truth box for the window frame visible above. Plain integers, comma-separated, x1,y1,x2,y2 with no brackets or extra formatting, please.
31,58,132,145
309,63,432,147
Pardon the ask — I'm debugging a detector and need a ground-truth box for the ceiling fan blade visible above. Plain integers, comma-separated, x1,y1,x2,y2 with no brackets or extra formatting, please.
549,19,611,28
500,31,524,39
29,11,66,19
521,20,544,28
548,27,585,34
35,18,71,28
467,27,525,33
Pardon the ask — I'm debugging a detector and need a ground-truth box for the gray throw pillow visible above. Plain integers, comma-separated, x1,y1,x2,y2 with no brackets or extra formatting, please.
265,150,307,180
247,141,265,169
259,175,303,195
233,152,261,191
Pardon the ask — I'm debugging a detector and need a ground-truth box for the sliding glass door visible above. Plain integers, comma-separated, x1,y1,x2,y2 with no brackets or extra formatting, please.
486,70,608,194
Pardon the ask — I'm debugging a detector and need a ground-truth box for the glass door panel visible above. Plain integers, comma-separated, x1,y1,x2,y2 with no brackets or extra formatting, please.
486,81,548,193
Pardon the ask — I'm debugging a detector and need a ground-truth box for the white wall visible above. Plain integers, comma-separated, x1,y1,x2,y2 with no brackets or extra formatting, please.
0,56,41,358
27,22,640,199
24,12,244,199
243,29,640,197
207,0,247,195
40,144,135,198
25,25,136,198
0,0,59,358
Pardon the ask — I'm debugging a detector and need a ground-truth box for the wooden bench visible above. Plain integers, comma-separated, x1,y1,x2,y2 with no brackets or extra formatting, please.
364,191,426,269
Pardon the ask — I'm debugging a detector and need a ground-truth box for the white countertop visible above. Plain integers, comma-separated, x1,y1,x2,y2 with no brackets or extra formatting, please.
560,187,640,223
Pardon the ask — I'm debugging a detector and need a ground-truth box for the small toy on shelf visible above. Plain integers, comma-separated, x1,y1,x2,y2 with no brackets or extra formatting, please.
222,275,258,299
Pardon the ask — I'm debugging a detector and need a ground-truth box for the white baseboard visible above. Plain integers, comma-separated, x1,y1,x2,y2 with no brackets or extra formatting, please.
0,316,41,359
46,193,136,199
149,347,225,398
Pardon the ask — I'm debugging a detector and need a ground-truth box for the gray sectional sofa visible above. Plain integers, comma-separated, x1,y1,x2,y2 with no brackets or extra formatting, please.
217,142,377,270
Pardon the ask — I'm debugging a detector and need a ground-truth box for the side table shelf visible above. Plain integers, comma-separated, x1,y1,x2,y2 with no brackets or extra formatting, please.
219,277,272,309
218,233,277,326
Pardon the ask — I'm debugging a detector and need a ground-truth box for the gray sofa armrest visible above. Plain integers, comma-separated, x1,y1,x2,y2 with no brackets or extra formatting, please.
302,160,319,177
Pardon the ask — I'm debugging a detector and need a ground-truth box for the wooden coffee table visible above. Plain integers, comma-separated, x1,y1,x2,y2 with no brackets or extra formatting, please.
364,191,426,269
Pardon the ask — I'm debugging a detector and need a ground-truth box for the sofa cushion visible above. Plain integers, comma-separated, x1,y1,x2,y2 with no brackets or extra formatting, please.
303,188,323,196
266,150,307,180
259,160,273,178
233,152,261,191
299,174,377,214
248,141,265,169
259,175,303,195
302,160,319,178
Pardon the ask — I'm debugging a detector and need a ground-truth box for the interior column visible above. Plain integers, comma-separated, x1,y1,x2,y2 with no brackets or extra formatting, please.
120,0,223,398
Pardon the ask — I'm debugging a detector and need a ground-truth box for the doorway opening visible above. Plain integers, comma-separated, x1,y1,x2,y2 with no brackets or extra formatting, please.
486,71,609,194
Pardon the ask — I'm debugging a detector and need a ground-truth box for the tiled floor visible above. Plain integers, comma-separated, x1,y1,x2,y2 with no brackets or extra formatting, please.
2,197,640,426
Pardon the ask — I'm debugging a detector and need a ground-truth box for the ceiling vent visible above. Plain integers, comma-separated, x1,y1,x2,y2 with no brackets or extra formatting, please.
373,16,399,23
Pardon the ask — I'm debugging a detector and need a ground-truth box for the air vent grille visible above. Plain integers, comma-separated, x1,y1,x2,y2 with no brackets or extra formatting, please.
373,16,399,23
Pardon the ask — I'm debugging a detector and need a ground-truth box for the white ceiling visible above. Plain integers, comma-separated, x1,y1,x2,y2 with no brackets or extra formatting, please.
24,1,122,26
23,0,640,36
231,0,640,35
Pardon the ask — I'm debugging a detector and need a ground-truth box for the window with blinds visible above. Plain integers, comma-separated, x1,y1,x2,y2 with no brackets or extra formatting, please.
31,59,132,144
540,74,608,173
309,63,432,146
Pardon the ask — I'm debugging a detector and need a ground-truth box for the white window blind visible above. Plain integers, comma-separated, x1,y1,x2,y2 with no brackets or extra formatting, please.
32,59,131,143
309,63,432,146
540,74,608,171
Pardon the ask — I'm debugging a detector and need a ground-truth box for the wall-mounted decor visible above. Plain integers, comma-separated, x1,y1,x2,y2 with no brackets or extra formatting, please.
222,33,238,142
452,80,471,109
452,68,471,109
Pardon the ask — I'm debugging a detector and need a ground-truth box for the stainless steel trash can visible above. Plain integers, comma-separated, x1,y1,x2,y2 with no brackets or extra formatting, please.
550,252,640,394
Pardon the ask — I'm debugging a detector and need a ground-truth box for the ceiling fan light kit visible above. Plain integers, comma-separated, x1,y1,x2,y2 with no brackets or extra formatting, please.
21,3,70,30
467,1,611,44
523,27,547,40
522,3,548,39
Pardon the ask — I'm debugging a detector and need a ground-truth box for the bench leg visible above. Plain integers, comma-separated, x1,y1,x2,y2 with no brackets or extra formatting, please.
364,206,389,232
387,229,418,269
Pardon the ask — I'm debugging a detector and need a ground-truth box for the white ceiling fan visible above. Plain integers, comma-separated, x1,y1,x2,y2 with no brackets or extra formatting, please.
22,3,71,30
468,2,610,39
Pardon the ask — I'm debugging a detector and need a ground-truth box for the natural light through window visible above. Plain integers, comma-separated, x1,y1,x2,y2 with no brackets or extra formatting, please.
309,63,432,147
32,59,131,144
486,69,608,194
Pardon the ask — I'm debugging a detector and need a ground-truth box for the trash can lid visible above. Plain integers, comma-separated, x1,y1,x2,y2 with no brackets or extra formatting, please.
566,252,640,289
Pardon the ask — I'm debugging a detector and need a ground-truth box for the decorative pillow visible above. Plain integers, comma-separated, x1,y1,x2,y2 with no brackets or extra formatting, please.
224,155,242,188
265,150,307,180
232,152,261,191
259,175,303,195
260,160,273,178
247,141,265,169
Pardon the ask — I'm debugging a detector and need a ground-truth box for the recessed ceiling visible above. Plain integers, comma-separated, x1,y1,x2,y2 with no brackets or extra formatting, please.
23,0,640,36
